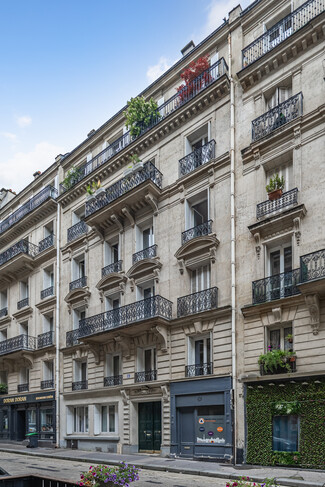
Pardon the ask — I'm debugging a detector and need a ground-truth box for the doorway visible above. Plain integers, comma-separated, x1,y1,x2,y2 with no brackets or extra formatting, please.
138,402,161,452
16,410,26,441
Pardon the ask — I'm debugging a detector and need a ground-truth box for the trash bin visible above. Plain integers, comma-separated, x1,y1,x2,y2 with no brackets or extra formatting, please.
26,432,38,448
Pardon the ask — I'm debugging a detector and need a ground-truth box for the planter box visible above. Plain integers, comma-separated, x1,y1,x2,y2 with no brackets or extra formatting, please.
132,161,144,172
95,187,106,197
260,357,296,376
268,189,283,201
123,167,133,177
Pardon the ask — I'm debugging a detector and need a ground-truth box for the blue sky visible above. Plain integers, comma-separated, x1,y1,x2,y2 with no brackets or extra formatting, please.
0,0,251,193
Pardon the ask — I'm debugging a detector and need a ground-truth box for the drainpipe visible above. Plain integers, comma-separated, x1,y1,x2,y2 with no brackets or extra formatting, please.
228,32,237,464
55,185,60,448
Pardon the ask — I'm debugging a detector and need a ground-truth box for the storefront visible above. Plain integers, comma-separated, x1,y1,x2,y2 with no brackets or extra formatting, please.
0,392,56,445
170,377,233,460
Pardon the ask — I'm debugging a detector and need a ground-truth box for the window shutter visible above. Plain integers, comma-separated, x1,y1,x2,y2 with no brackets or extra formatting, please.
94,405,101,435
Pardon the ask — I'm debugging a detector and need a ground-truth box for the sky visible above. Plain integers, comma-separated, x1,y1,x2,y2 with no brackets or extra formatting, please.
0,0,252,193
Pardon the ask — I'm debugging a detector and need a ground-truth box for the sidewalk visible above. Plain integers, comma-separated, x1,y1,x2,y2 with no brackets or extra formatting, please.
0,442,324,487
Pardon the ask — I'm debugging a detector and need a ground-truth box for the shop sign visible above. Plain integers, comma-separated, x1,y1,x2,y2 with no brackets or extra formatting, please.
0,392,55,405
196,415,226,444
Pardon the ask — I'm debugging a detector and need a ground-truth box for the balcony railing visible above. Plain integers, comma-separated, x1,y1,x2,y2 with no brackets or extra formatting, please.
72,380,88,391
252,269,301,304
37,331,54,349
179,140,216,177
185,362,213,377
17,297,29,310
300,248,325,283
17,383,29,393
85,161,163,217
132,244,157,264
135,370,157,383
177,287,218,318
41,379,54,389
252,92,303,142
69,276,87,291
79,295,172,339
66,329,80,347
0,239,39,267
38,234,54,253
104,375,123,387
40,286,54,300
0,308,8,319
242,0,324,68
0,185,57,235
67,221,87,242
60,59,228,194
181,220,213,245
102,260,122,277
256,188,298,219
0,334,36,356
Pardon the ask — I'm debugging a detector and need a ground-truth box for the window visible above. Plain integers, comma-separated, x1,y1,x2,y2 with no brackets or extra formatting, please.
269,326,293,351
43,360,54,381
191,265,210,293
185,190,209,231
0,290,7,311
0,329,7,342
43,221,53,238
27,409,36,433
43,265,54,290
43,313,53,333
72,207,85,226
137,347,156,373
266,162,293,194
273,415,299,452
0,371,7,385
73,406,88,433
20,280,29,300
104,295,120,327
74,360,87,382
136,222,154,252
188,335,211,376
105,354,121,378
19,322,28,336
186,124,209,156
104,241,119,266
266,243,293,300
266,85,292,110
40,409,54,435
73,308,85,330
101,405,117,433
20,367,29,385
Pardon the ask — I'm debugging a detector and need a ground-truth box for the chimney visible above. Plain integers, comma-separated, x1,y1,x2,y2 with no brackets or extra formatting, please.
181,41,195,57
33,170,42,179
87,129,96,138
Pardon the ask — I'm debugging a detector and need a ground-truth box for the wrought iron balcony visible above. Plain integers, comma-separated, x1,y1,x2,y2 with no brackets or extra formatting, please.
260,356,297,376
0,307,8,319
300,248,325,283
179,140,216,177
104,375,123,387
181,220,213,245
135,370,157,383
185,362,213,377
41,380,54,389
69,276,87,291
79,295,172,339
40,286,54,300
85,161,162,217
66,329,80,347
37,331,54,349
60,59,228,194
242,0,324,68
256,188,298,219
0,239,39,267
0,334,36,356
102,260,122,277
252,269,301,304
38,234,54,253
177,287,218,318
72,380,88,391
132,244,157,264
17,297,29,310
252,92,303,142
17,383,29,393
67,221,87,242
0,185,57,235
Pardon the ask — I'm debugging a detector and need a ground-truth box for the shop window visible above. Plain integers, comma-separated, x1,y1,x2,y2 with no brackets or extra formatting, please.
269,326,293,351
273,415,299,452
73,406,88,433
2,411,8,432
40,408,54,437
27,409,36,433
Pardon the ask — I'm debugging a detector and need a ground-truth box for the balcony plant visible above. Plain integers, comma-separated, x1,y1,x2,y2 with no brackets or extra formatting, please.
176,55,211,103
124,96,160,138
0,383,8,395
62,166,82,190
258,348,296,374
265,173,285,201
226,477,275,487
285,333,293,344
77,462,140,487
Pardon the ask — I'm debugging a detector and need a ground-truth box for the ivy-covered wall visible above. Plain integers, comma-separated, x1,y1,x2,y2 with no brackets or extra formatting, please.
246,380,325,468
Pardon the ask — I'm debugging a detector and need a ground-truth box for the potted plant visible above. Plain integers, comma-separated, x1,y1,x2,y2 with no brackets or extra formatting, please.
130,154,143,172
86,180,104,200
176,55,211,104
285,333,293,344
0,383,8,395
266,173,285,201
258,349,296,374
77,462,140,487
62,166,82,190
124,96,160,139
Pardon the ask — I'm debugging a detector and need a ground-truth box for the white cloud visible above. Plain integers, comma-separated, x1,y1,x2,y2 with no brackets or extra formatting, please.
0,141,65,193
1,132,17,141
146,57,172,84
16,115,32,127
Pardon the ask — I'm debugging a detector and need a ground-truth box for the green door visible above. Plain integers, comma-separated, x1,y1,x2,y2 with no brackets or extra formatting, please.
138,402,161,452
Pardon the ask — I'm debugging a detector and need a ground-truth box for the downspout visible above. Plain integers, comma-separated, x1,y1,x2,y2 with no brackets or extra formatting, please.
55,183,60,448
228,32,237,464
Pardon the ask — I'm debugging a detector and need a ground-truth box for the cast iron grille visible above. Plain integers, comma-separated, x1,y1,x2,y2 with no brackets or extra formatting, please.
0,307,8,318
60,59,228,194
300,248,325,282
181,220,213,244
256,188,298,219
252,92,303,142
38,233,54,253
66,329,80,347
0,185,57,235
17,297,29,310
0,239,39,267
242,0,324,68
40,286,54,300
135,370,157,382
17,383,29,393
85,161,162,217
67,221,87,242
102,260,122,277
37,331,54,349
79,295,172,339
72,380,88,391
252,268,301,304
69,276,87,291
104,375,123,387
132,244,157,264
177,287,218,318
41,379,54,389
0,334,36,356
179,140,216,177
260,357,297,376
185,362,213,377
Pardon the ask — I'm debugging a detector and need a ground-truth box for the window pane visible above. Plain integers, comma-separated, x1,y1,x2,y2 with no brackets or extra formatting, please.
284,247,292,272
284,327,293,351
273,415,299,452
41,409,53,433
109,405,115,432
102,406,107,432
270,329,280,350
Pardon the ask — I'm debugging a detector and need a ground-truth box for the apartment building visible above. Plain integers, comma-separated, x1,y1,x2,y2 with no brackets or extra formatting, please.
0,0,324,467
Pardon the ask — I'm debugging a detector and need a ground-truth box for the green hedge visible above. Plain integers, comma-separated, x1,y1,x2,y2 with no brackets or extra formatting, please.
246,380,325,468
